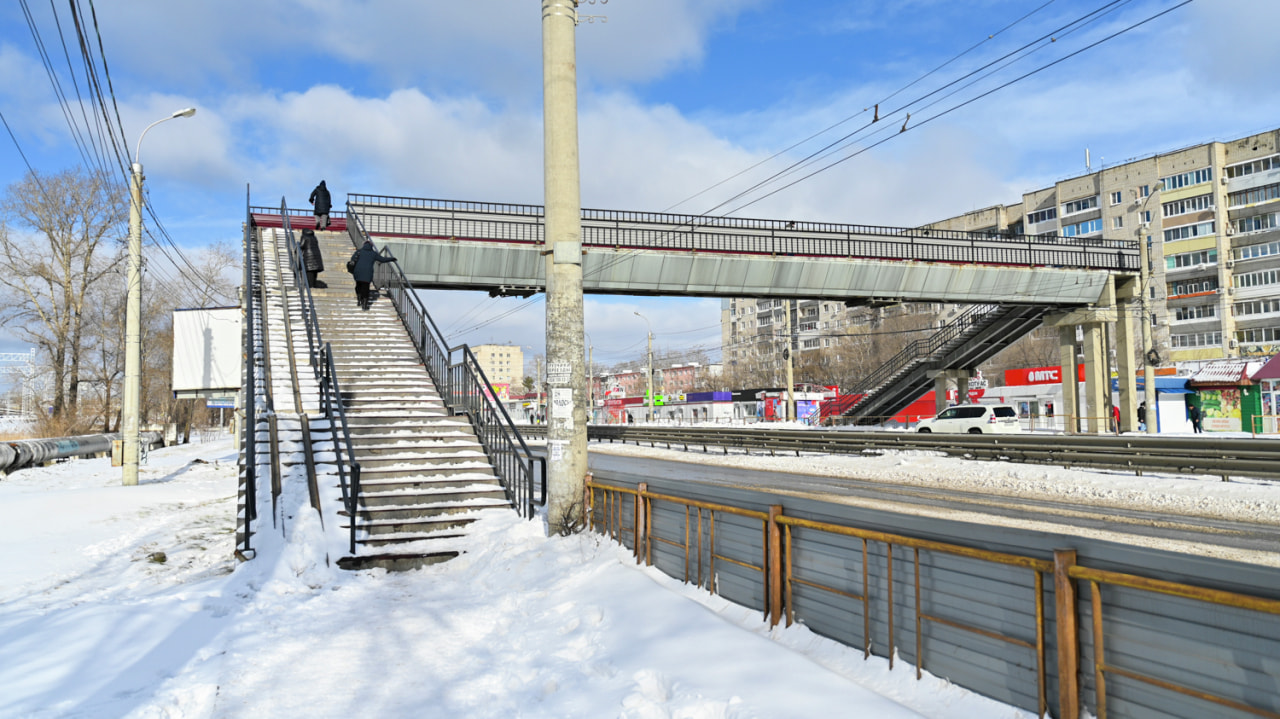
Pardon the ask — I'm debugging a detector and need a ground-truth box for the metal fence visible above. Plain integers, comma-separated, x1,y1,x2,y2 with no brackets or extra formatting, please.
586,474,1280,718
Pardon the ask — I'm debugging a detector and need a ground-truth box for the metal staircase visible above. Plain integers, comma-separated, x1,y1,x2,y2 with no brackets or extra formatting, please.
843,304,1054,424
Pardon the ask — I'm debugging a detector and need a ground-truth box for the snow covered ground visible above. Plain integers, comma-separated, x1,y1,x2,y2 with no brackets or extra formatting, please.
1,435,1038,718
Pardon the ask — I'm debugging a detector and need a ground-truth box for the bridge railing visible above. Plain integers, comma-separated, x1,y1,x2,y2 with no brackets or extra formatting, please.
347,204,543,518
347,194,1138,272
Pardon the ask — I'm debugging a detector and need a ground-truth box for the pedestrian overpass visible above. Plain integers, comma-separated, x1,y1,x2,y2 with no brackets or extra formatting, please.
321,194,1142,432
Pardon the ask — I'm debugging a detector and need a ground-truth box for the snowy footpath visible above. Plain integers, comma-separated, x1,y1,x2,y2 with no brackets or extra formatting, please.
0,436,1034,718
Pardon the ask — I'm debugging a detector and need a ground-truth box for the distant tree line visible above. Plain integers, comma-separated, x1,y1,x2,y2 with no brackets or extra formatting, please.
0,167,238,438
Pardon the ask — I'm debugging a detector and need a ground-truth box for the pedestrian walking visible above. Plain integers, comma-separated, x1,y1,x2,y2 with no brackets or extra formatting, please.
1137,401,1147,431
309,180,332,230
1111,404,1120,434
298,228,325,288
1188,404,1203,433
347,239,395,310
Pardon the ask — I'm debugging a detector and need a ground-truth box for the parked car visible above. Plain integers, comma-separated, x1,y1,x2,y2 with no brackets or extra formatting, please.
915,404,1022,434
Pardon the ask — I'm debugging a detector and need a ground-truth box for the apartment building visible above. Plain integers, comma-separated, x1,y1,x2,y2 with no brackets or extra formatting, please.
471,343,524,388
927,127,1280,366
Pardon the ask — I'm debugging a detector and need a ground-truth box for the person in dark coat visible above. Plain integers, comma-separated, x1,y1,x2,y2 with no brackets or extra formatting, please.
299,228,325,288
309,180,332,230
349,239,395,310
1188,403,1203,433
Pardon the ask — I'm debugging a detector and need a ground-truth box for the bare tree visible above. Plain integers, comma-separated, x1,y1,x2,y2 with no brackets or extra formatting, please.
0,169,126,423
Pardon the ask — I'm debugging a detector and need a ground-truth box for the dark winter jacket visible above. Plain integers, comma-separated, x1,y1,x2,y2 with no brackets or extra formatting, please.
299,229,324,272
309,181,332,215
350,241,394,283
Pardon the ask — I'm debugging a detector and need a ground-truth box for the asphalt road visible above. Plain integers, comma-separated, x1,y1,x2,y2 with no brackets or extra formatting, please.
585,448,1280,559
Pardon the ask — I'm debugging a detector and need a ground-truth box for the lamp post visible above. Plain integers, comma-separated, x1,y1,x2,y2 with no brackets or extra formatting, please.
634,311,653,422
122,107,196,486
1137,182,1162,435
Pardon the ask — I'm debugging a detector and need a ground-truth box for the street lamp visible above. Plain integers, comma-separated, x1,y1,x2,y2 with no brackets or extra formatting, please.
1137,182,1162,435
634,311,654,422
122,107,196,486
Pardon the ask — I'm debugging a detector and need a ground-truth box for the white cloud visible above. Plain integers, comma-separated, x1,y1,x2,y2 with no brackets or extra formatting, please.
81,0,764,101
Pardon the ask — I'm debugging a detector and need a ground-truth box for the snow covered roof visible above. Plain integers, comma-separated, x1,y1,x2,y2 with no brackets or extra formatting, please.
1187,360,1264,386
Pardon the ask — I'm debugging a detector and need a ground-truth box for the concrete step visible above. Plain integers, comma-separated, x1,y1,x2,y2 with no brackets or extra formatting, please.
357,474,499,493
348,499,510,524
355,450,488,469
360,486,507,507
356,463,496,481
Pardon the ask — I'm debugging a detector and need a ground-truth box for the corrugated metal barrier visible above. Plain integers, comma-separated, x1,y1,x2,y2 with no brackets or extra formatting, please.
586,474,1280,718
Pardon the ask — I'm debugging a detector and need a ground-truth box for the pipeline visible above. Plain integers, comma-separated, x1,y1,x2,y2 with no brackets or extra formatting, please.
2,431,162,475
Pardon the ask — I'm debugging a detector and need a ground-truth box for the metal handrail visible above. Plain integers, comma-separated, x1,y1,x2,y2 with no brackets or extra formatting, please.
249,205,348,220
240,187,257,556
849,304,999,396
319,342,362,553
347,193,1139,272
279,200,320,376
347,203,543,517
279,198,364,546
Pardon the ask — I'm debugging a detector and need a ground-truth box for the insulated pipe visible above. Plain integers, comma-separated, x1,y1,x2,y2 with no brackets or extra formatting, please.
3,432,161,473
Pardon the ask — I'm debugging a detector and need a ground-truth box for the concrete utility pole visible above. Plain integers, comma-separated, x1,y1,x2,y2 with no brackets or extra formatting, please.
1138,182,1162,434
123,107,195,487
542,0,588,533
636,311,653,422
784,300,795,421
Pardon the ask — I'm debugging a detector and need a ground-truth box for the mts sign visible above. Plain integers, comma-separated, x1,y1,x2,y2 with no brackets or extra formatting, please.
1004,365,1086,386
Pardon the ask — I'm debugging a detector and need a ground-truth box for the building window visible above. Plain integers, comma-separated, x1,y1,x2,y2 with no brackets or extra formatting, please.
1112,216,1124,230
1027,208,1057,225
1062,196,1098,215
1234,298,1280,317
1236,326,1280,344
1234,268,1280,289
1235,240,1280,262
1062,218,1102,237
1162,194,1215,217
1228,182,1280,208
1171,331,1222,348
1110,191,1123,205
1225,155,1280,179
1140,184,1151,197
1235,212,1280,235
801,339,819,350
1166,249,1217,269
1163,221,1215,243
1168,278,1218,296
1174,305,1216,321
1142,210,1153,223
1160,167,1213,191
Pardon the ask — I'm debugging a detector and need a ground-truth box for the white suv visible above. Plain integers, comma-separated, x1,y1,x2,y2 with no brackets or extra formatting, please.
915,404,1022,434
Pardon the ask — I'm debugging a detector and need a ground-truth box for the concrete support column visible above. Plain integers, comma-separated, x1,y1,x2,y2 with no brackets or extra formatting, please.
1059,326,1079,434
933,374,949,415
1081,322,1107,434
1114,277,1140,433
955,369,971,403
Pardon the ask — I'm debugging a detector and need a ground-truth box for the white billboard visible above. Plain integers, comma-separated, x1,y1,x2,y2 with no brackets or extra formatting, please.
172,307,241,395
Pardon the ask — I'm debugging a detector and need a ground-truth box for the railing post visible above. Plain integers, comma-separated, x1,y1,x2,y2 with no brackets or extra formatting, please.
767,504,784,628
635,482,647,564
1054,548,1081,719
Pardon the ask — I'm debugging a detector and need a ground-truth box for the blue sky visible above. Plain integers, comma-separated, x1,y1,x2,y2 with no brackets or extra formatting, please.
1,0,1277,377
